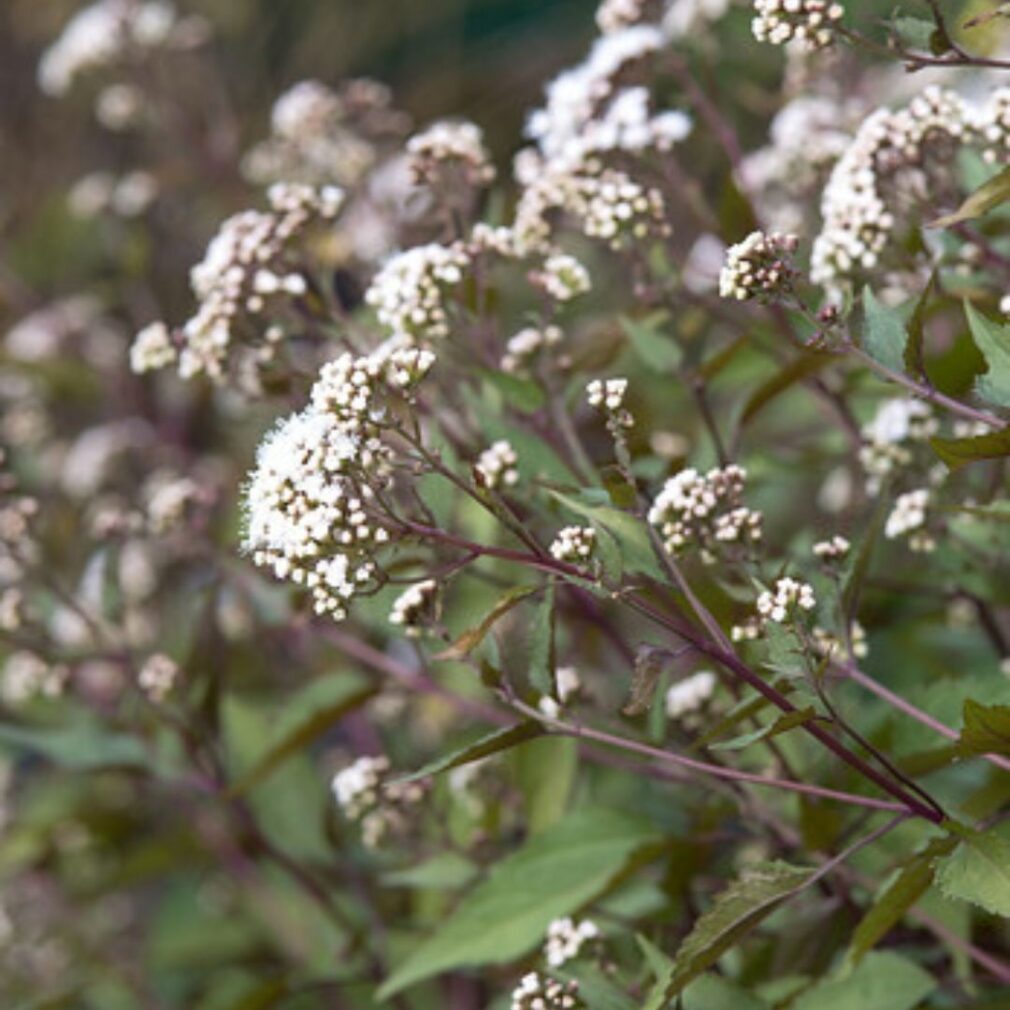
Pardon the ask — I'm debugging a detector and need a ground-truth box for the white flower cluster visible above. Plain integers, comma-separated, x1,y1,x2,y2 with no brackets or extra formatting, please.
501,325,563,374
665,670,717,719
812,621,868,660
516,167,669,255
67,169,159,219
2,652,68,706
476,441,519,490
719,231,799,302
980,88,1010,164
859,398,938,494
137,653,179,703
597,0,662,33
740,94,863,233
243,345,434,621
531,254,593,302
365,243,470,343
407,120,496,189
331,755,427,848
38,0,204,97
756,577,816,624
648,465,763,560
244,79,407,187
812,534,850,562
134,183,345,383
550,526,597,564
884,488,934,551
538,666,583,718
144,473,206,534
130,321,176,374
388,579,438,636
544,917,600,968
752,0,845,49
586,377,628,412
812,87,969,289
511,973,582,1010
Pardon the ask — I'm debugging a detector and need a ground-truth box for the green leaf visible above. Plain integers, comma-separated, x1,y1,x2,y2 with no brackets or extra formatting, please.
862,287,907,373
935,825,1010,916
890,15,938,51
0,716,147,771
791,951,935,1010
549,490,665,581
620,313,683,372
958,699,1010,757
435,585,538,660
528,582,556,697
929,166,1010,229
230,674,376,794
559,965,636,1010
740,353,833,426
377,809,660,998
683,975,768,1010
657,861,813,999
847,834,957,964
382,852,478,890
904,269,936,378
965,302,1010,408
399,722,545,783
930,427,1010,470
709,707,816,752
514,735,578,834
479,369,546,413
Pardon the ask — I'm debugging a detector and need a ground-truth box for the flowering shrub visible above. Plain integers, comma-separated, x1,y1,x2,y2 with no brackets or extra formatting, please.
3,0,1010,1005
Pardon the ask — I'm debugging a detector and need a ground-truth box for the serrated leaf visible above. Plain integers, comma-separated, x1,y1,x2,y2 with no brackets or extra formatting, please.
930,166,1010,229
399,722,545,783
965,302,1010,408
435,585,538,660
377,809,661,998
791,951,935,1010
230,674,376,795
862,287,908,373
709,707,816,752
931,427,1010,469
847,835,957,964
958,699,1010,757
656,861,814,999
935,824,1010,917
740,353,833,425
620,313,683,372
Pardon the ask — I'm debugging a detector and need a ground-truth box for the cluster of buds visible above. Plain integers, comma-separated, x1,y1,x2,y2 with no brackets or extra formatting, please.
137,653,180,703
756,577,816,625
133,184,345,384
752,0,845,49
530,254,593,303
476,441,519,490
812,621,868,661
648,465,762,562
549,526,597,565
130,321,177,375
510,973,582,1010
2,652,68,706
406,119,496,189
812,534,850,563
859,399,938,495
884,488,934,552
665,670,717,720
587,378,634,436
719,231,799,303
388,579,439,637
331,755,427,848
366,242,470,343
501,325,563,375
544,917,600,968
538,666,583,718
